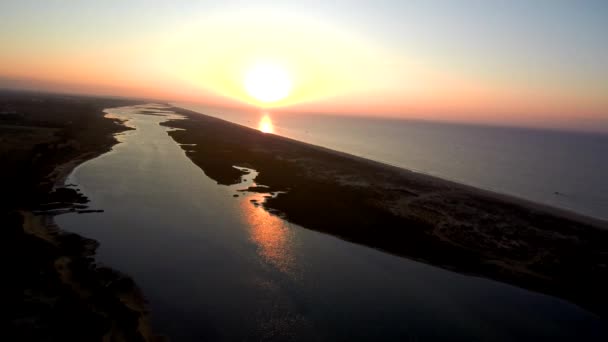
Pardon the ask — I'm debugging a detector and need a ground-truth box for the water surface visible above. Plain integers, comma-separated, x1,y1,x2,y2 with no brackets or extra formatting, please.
57,105,606,341
176,103,608,220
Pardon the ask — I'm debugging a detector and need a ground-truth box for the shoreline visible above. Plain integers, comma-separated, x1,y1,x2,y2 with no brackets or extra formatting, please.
304,138,608,229
2,91,162,341
32,134,160,341
47,112,134,189
177,105,608,226
164,105,608,319
38,108,161,341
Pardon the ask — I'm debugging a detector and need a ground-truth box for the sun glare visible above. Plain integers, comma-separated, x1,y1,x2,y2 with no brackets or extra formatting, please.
258,114,274,133
244,63,292,103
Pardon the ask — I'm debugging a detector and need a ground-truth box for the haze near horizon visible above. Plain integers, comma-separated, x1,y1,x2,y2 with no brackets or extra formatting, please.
1,0,607,132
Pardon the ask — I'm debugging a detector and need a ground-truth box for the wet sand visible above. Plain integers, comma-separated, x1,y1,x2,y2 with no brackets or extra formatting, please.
163,106,608,318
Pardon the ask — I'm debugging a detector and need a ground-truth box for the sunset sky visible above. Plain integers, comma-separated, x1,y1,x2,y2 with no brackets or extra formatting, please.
1,1,607,131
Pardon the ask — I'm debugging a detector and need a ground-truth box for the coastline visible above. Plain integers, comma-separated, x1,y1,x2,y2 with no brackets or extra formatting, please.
296,136,608,229
164,105,608,318
29,133,160,341
170,105,608,228
175,104,608,226
2,91,161,341
42,110,163,341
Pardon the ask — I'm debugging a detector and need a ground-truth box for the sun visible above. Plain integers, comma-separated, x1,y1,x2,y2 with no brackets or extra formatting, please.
244,63,292,103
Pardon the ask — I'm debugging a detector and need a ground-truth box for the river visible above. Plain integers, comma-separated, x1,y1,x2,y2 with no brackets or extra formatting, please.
56,104,606,341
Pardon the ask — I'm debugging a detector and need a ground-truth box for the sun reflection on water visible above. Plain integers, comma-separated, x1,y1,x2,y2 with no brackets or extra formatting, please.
240,194,294,274
258,114,274,133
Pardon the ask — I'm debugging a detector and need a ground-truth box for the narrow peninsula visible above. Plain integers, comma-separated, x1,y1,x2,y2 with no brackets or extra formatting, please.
162,106,608,319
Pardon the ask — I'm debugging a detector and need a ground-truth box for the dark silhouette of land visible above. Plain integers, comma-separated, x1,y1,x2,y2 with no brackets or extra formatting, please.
4,90,607,340
1,90,162,341
163,106,608,319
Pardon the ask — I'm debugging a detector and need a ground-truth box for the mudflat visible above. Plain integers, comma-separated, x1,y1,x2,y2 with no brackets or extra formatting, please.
163,106,608,318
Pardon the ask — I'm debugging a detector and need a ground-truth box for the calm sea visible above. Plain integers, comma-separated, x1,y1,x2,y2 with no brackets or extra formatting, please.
176,103,608,221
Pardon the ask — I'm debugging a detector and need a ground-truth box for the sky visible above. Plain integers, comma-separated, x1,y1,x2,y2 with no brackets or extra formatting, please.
1,0,607,131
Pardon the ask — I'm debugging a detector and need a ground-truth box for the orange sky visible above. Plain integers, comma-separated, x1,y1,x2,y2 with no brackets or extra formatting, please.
1,1,606,131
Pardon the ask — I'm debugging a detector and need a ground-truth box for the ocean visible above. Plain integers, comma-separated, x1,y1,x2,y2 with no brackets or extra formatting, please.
176,103,608,221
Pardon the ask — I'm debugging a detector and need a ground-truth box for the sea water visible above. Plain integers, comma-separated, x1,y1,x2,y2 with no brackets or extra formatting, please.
177,103,608,221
